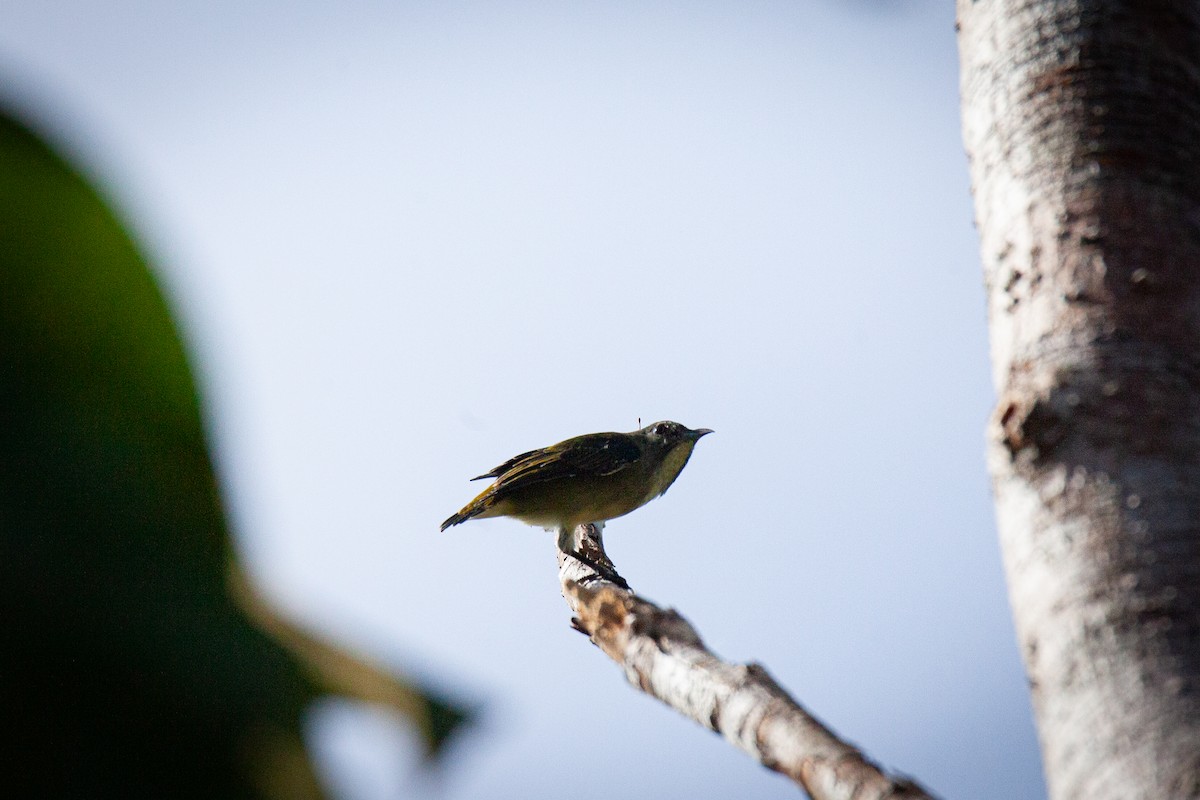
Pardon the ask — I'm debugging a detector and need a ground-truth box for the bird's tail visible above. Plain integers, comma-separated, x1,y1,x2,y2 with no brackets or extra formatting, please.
439,508,477,531
441,485,496,531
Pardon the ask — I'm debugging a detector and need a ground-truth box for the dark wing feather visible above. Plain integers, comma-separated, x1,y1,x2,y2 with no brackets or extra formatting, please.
488,433,641,494
471,447,542,481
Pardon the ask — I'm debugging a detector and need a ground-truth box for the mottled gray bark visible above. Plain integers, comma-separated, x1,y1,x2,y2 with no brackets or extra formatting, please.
557,524,935,800
958,2,1200,798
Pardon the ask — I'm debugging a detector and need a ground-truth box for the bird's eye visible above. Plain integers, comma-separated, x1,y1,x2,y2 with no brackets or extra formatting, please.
653,422,672,436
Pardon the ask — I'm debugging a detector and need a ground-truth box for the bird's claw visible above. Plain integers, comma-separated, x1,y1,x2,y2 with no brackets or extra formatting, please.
562,548,630,590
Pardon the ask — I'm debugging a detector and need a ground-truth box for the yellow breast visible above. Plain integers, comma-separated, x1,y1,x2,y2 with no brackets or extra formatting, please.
641,441,697,504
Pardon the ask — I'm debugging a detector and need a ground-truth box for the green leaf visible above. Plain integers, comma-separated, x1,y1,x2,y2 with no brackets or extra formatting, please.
0,107,471,799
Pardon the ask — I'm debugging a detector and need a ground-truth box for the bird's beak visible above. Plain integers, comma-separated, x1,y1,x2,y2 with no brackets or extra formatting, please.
692,428,714,439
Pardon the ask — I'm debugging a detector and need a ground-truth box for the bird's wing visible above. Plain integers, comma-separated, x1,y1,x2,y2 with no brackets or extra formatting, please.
488,433,641,493
471,448,542,481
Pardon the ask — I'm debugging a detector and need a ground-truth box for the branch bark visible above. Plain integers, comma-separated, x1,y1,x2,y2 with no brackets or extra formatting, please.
557,523,935,800
958,2,1200,798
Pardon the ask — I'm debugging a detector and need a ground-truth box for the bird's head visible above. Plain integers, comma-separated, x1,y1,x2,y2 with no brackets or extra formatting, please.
638,420,713,449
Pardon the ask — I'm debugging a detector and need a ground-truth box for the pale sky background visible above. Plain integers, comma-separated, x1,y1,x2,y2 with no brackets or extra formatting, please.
0,2,1047,798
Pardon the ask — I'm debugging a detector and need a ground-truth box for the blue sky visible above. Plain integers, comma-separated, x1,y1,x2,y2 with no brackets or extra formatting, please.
0,2,1046,798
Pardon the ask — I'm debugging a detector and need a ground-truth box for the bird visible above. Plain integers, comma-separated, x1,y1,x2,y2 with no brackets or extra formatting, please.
441,421,712,578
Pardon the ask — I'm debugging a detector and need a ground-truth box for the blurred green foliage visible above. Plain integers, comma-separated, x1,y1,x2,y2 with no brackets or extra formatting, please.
0,108,470,799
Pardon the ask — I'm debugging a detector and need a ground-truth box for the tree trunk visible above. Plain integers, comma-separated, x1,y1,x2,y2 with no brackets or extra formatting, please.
957,2,1200,798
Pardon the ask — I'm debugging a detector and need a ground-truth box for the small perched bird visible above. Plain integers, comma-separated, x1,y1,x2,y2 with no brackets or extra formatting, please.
441,421,712,553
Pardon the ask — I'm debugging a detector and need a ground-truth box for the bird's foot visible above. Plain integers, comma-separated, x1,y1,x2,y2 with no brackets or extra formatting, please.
562,547,630,590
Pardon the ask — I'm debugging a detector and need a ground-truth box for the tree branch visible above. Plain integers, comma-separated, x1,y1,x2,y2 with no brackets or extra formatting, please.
557,523,936,800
